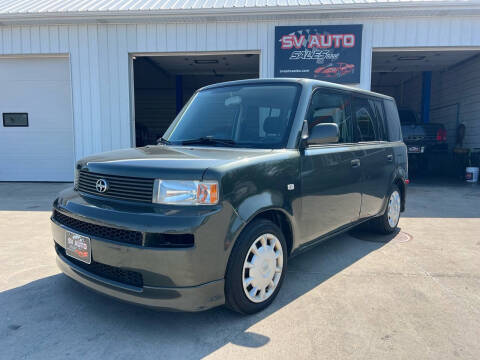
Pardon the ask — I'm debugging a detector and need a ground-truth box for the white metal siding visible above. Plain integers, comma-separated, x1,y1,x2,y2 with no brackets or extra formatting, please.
1,16,480,162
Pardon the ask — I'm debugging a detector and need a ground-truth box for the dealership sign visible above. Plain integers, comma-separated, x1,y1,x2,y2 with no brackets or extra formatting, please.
274,25,363,84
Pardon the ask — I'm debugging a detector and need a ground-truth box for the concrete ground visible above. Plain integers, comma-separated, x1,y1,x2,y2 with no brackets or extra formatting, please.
1,181,479,360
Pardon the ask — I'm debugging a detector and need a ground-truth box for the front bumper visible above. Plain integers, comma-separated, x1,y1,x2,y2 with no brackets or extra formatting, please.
55,245,224,311
51,187,244,311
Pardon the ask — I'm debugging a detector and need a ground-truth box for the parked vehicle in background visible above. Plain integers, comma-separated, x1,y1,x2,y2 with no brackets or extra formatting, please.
51,79,408,314
314,62,355,78
399,108,448,173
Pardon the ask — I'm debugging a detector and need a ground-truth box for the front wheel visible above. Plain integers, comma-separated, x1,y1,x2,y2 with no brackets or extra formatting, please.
225,219,287,314
370,185,401,234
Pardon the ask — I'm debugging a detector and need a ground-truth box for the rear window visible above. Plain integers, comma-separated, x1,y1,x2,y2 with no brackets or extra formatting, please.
384,100,403,141
398,110,417,126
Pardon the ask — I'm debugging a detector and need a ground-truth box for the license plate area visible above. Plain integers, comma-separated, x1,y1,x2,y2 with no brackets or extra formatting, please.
65,231,91,264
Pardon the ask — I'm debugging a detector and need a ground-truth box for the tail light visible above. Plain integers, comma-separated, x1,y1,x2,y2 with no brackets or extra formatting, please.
436,128,447,142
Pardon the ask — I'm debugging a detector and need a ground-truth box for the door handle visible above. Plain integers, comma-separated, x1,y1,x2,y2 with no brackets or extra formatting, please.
351,159,361,168
387,154,393,162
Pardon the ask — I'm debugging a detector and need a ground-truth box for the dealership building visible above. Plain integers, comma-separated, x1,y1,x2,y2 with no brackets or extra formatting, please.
1,0,480,181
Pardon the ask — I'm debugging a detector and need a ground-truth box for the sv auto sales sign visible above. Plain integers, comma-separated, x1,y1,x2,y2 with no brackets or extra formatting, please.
274,25,363,84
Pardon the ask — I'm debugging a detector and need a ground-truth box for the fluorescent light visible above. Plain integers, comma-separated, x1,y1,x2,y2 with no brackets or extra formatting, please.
398,56,426,61
194,59,219,64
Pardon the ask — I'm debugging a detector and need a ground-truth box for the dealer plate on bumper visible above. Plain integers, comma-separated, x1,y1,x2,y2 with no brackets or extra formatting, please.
65,231,91,264
408,146,422,153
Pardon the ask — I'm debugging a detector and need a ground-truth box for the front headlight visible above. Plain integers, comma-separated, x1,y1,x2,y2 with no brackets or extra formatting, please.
153,180,219,205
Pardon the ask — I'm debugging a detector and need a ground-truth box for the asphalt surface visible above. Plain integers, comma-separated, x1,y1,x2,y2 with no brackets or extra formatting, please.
1,181,479,359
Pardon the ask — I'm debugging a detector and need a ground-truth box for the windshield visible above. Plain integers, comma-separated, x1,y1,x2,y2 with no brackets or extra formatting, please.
163,83,301,148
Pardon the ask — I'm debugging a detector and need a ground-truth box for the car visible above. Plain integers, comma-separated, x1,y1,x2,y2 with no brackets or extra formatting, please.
51,78,408,314
314,62,355,78
398,108,448,174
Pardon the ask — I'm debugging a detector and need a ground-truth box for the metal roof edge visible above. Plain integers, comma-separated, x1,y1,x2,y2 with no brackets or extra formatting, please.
1,2,480,25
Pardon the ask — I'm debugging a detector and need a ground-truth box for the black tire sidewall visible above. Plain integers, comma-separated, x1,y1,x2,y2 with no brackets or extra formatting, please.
225,219,288,314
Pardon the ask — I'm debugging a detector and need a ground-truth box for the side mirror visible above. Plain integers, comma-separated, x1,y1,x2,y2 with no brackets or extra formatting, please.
307,123,339,145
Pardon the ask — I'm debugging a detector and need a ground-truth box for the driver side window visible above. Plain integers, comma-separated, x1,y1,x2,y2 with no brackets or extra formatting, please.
306,89,353,143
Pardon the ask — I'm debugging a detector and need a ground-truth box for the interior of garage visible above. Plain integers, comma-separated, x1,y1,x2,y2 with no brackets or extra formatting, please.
371,49,480,180
133,53,259,146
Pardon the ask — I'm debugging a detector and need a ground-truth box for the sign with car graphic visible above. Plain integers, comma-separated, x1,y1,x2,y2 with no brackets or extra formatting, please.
274,25,363,84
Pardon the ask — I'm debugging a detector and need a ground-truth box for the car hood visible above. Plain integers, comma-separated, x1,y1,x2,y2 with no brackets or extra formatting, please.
79,145,276,180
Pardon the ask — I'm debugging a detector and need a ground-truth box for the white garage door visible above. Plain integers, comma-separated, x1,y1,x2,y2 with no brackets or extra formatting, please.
0,56,74,181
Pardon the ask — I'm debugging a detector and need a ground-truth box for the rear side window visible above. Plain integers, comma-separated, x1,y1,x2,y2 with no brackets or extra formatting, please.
306,88,353,143
352,96,385,142
372,99,387,140
384,99,403,141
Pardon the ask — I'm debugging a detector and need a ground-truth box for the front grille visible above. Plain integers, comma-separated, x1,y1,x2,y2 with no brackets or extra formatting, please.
78,170,154,203
53,210,143,246
56,245,143,288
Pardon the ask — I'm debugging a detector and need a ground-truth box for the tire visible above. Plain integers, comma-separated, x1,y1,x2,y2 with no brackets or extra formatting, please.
369,185,401,234
225,219,287,314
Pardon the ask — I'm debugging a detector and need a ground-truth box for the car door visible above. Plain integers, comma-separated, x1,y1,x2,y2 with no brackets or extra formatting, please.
299,88,362,243
352,95,395,218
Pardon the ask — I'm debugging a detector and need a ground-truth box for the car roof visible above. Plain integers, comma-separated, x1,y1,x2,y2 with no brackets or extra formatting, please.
199,78,394,101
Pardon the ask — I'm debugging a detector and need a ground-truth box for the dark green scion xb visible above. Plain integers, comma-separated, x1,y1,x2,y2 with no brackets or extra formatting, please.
51,78,408,314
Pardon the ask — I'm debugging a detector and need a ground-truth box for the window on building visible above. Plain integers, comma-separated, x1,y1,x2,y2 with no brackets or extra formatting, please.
3,113,28,127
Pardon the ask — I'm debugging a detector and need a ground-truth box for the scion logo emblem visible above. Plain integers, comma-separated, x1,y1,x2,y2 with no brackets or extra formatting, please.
95,179,109,193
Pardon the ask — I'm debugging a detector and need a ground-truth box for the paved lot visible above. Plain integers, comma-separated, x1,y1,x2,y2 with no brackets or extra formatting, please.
1,181,479,359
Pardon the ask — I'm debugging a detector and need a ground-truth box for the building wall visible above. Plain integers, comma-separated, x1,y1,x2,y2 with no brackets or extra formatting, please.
400,74,423,114
430,55,480,149
1,16,480,161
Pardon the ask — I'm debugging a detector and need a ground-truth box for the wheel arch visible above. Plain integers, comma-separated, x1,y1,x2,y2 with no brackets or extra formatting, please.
235,207,295,257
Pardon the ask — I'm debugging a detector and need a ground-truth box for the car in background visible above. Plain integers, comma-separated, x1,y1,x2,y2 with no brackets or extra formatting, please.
314,62,355,78
399,109,448,173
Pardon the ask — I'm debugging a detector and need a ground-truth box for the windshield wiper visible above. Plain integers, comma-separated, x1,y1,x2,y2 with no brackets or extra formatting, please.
157,137,171,145
180,137,237,147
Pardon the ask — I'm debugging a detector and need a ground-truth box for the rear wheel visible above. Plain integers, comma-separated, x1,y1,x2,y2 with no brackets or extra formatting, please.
225,219,287,314
370,185,401,234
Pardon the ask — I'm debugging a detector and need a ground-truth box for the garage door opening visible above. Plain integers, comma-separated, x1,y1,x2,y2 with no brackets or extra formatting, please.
371,49,480,180
132,53,260,147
